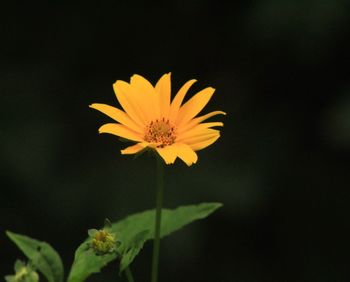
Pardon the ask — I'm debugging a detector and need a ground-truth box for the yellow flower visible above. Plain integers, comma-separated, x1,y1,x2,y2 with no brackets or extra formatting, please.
90,73,225,166
89,229,117,255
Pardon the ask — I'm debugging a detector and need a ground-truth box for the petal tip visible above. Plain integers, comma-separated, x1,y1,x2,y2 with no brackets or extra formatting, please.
160,157,175,165
186,160,197,166
89,103,101,109
113,80,126,88
130,74,144,81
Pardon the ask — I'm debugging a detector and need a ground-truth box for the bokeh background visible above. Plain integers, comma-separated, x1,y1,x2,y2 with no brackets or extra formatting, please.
1,1,350,281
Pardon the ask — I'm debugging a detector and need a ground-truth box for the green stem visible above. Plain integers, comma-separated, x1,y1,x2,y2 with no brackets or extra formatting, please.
125,266,135,282
151,156,164,282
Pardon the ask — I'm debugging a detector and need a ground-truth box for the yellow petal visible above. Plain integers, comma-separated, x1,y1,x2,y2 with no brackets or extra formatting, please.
169,79,197,122
89,103,142,132
179,110,226,133
181,131,220,146
130,74,156,95
176,87,215,127
173,143,198,166
121,142,148,154
156,145,177,164
99,123,143,142
130,74,159,121
193,110,226,123
189,134,221,151
155,73,171,118
113,80,147,127
177,122,223,140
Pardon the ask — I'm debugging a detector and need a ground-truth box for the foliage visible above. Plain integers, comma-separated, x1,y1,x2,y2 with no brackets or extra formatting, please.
67,202,222,282
6,203,221,282
6,232,64,282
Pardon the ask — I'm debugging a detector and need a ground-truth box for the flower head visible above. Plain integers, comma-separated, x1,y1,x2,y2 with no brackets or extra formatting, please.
5,260,39,282
88,229,117,255
90,73,225,166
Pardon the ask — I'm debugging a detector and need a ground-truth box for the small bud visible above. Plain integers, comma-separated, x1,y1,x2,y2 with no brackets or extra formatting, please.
88,229,117,255
5,260,39,282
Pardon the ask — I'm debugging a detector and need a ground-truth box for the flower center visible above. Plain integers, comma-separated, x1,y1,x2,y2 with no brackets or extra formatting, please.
91,229,116,255
145,118,176,147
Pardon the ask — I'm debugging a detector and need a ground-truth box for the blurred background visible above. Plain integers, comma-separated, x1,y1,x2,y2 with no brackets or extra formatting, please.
1,0,350,281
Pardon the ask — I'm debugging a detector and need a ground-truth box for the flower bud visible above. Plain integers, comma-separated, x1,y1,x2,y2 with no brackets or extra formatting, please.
88,229,117,255
5,260,39,282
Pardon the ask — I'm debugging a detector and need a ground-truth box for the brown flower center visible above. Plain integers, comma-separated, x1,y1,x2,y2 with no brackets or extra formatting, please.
145,118,176,147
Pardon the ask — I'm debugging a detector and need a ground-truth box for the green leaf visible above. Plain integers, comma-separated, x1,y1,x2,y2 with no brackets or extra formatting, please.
6,231,64,282
119,230,149,273
67,202,222,282
67,245,117,282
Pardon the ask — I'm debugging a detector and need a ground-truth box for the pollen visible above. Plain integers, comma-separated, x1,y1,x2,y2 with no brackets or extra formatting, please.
145,118,176,147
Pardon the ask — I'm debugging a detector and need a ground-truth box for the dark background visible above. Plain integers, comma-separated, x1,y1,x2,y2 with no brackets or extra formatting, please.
1,1,350,281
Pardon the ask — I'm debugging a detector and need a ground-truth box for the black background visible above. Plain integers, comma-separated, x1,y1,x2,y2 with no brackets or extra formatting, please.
1,1,350,281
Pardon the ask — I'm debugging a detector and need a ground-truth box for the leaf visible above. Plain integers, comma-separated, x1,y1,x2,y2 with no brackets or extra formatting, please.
114,202,222,240
119,230,149,274
67,202,222,282
115,202,223,272
67,245,117,282
6,231,64,282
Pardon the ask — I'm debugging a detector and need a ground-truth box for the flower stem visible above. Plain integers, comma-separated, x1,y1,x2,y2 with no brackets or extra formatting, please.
151,156,164,282
125,266,135,282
